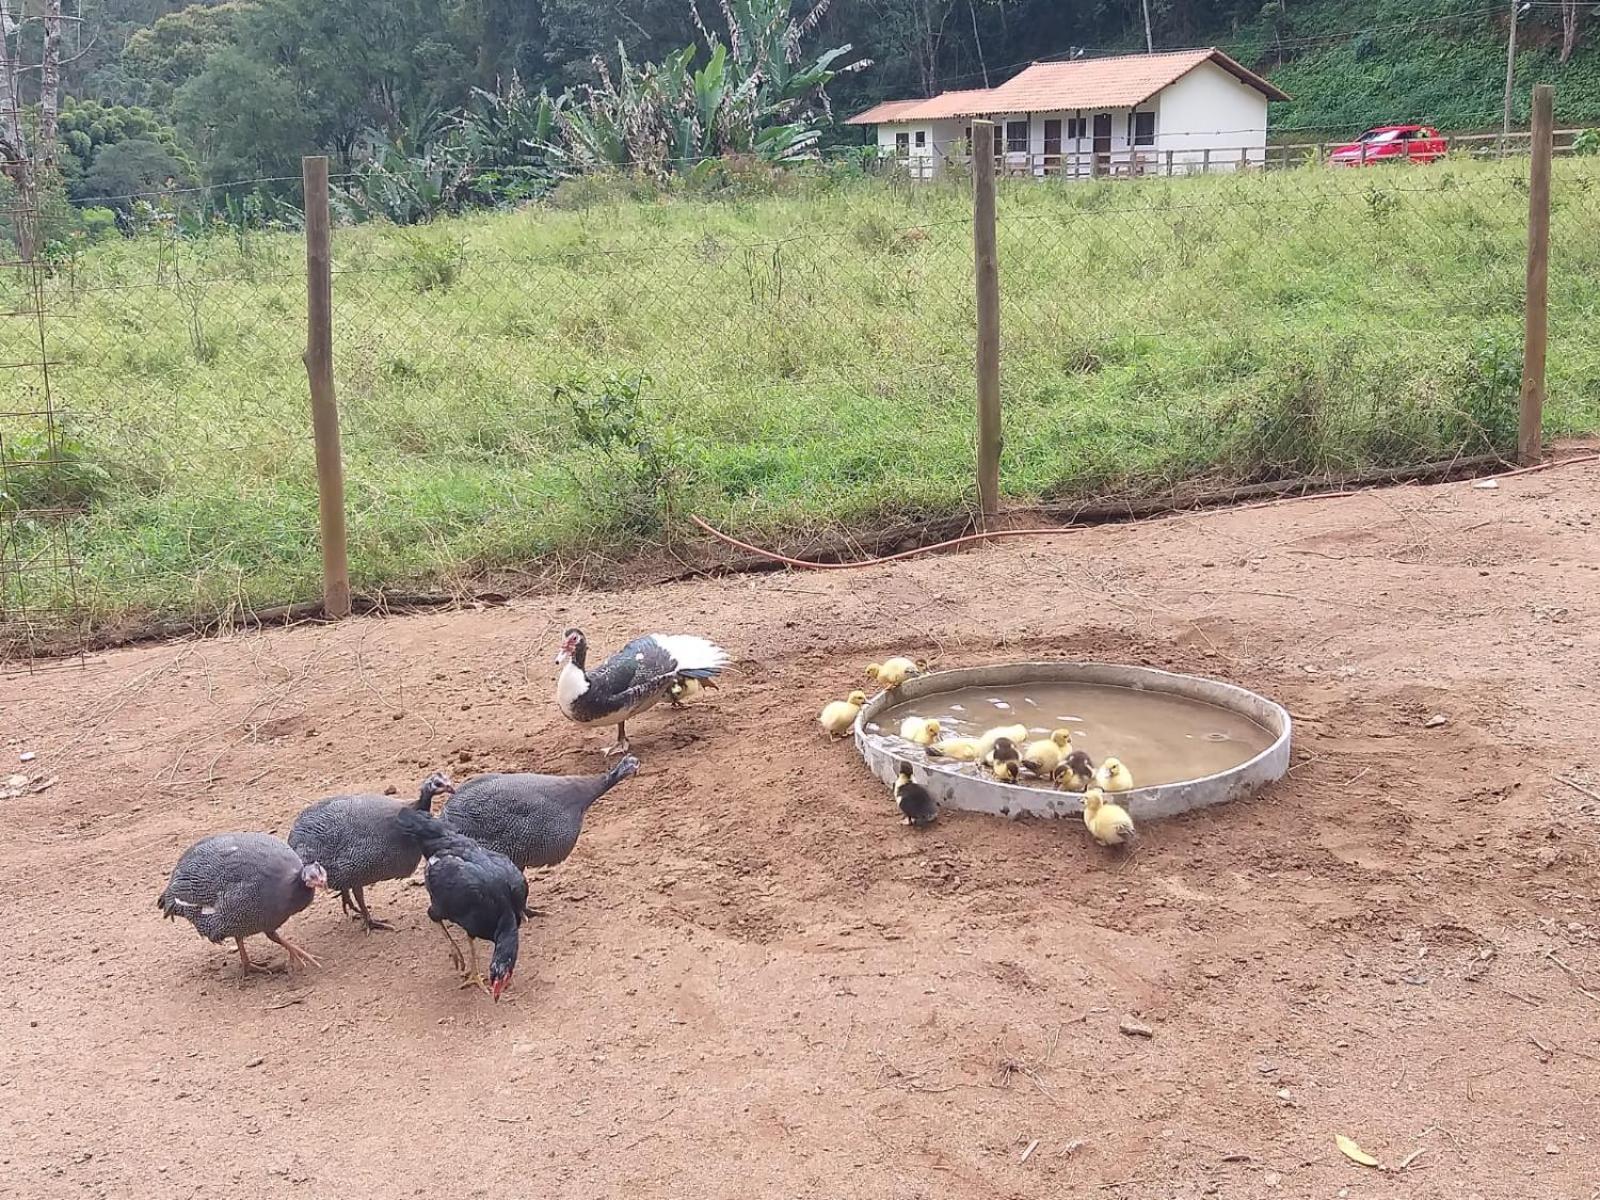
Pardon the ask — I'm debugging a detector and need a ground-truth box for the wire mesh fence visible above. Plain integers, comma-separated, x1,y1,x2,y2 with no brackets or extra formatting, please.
3,132,1598,664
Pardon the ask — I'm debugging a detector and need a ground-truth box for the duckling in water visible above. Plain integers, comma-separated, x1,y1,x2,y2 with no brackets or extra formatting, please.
1095,756,1134,793
1082,787,1136,847
867,657,923,688
987,736,1022,783
976,723,1029,759
899,716,942,746
927,737,984,761
894,763,938,828
1021,729,1074,777
819,691,868,739
1054,750,1096,793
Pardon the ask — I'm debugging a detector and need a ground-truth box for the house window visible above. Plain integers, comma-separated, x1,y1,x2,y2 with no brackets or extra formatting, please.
1005,120,1029,154
895,131,910,157
914,130,926,149
1133,111,1156,146
1067,115,1086,140
1043,119,1062,157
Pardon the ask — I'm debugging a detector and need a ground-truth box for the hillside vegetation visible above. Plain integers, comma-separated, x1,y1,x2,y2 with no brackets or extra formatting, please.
5,157,1599,625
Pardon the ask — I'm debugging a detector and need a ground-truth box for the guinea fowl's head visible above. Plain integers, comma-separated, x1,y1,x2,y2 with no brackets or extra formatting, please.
489,942,518,1002
300,862,329,891
556,628,587,668
418,771,456,808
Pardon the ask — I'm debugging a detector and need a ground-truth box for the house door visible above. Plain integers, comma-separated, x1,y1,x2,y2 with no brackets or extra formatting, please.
1092,113,1112,175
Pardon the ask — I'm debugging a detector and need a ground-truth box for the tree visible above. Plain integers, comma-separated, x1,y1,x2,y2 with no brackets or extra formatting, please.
77,136,192,203
174,48,316,182
118,2,256,111
1559,0,1583,64
0,0,66,256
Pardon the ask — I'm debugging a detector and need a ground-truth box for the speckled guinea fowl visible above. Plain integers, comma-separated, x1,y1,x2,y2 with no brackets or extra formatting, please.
440,756,639,872
288,771,455,932
157,833,328,974
555,628,728,754
394,807,526,1000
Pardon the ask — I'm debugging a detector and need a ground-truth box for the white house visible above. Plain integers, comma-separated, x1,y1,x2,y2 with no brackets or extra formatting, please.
846,48,1289,180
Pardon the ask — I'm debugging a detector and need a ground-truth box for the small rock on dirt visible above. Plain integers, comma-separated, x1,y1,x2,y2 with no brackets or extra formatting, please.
244,1056,264,1069
1424,714,1449,729
1119,1018,1154,1038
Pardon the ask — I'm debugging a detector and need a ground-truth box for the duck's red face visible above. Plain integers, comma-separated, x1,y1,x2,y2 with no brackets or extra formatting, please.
556,628,583,666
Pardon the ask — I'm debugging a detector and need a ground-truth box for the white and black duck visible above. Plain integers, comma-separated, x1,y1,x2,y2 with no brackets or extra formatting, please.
288,770,455,932
157,833,328,974
555,628,729,754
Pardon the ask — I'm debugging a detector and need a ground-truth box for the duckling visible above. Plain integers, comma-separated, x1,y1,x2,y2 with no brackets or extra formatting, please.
866,657,923,688
1082,787,1136,847
819,691,868,739
1054,750,1096,793
1020,729,1074,777
926,737,984,761
1095,756,1134,792
987,736,1022,783
668,677,718,709
976,723,1029,758
894,763,938,828
898,716,942,746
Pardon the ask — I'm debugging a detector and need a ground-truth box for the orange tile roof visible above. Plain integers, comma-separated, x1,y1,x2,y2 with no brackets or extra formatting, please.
847,48,1288,124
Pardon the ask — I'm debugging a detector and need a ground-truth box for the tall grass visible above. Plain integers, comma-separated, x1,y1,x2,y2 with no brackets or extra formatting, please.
4,156,1599,626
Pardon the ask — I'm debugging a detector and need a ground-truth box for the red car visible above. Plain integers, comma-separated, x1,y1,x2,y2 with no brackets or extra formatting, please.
1329,124,1447,166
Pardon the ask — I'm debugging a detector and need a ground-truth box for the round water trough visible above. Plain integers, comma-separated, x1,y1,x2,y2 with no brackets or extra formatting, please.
855,662,1292,821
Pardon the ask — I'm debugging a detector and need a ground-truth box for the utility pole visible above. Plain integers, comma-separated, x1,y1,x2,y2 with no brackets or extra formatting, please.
1502,0,1521,151
1141,0,1154,52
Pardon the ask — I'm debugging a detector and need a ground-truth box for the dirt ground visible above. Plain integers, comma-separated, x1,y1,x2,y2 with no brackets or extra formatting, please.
5,453,1600,1200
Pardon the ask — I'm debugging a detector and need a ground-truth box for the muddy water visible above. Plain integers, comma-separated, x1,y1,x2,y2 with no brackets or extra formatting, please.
870,681,1274,789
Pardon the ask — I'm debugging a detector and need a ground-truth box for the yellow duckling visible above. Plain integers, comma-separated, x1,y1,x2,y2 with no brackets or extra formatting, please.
898,716,942,746
668,677,717,709
926,737,984,761
987,736,1023,783
866,657,923,688
1082,787,1136,847
1054,750,1095,793
1020,729,1074,777
976,723,1029,758
1095,757,1133,792
820,690,868,739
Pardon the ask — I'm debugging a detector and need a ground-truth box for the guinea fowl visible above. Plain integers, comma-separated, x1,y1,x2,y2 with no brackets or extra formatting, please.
441,756,639,881
394,808,526,1000
288,770,455,932
157,833,328,974
555,628,728,754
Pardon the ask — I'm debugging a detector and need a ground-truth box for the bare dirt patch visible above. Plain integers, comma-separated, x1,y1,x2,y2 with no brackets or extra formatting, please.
4,456,1600,1199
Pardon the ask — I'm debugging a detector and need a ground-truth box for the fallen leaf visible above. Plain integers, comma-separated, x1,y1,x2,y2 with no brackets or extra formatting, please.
1335,1134,1380,1168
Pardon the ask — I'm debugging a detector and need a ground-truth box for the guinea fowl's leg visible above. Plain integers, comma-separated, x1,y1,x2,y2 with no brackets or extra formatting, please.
235,937,277,975
350,887,395,933
457,937,491,996
339,890,359,920
264,930,324,971
436,922,466,973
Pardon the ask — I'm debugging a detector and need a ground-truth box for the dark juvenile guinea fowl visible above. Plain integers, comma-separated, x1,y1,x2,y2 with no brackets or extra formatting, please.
394,808,526,1000
441,756,639,871
555,628,728,754
288,770,455,932
157,833,328,974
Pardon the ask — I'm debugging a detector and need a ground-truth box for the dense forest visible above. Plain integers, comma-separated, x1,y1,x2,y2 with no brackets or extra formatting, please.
0,0,1597,218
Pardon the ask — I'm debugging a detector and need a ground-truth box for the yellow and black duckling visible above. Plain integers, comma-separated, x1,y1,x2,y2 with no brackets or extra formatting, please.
976,723,1029,759
894,763,938,828
898,716,942,746
668,677,717,709
1054,750,1096,793
1095,756,1134,793
987,736,1022,783
866,657,924,688
926,736,984,761
819,690,868,739
1020,729,1074,777
1082,787,1136,847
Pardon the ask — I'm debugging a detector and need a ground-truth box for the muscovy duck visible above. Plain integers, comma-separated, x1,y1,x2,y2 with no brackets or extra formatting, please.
555,628,729,754
288,770,455,932
157,833,328,974
395,808,527,1000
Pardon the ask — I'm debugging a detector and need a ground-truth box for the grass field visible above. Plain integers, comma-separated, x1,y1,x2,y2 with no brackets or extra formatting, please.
4,155,1600,629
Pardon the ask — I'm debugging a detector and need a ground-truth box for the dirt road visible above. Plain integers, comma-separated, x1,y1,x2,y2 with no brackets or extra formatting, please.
4,456,1599,1199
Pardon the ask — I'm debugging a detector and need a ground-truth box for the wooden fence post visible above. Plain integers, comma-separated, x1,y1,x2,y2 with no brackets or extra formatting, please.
1518,84,1554,466
302,155,351,618
971,121,1002,526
